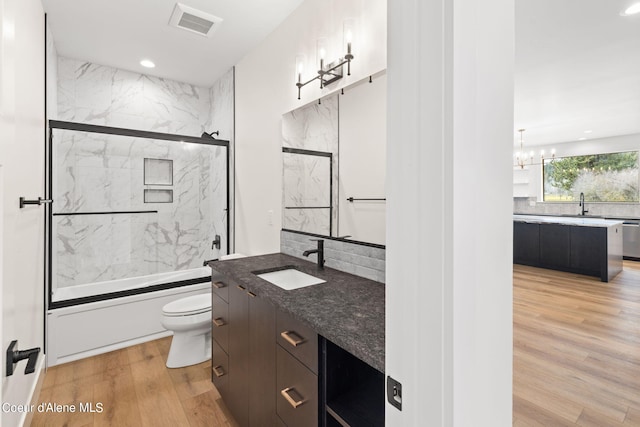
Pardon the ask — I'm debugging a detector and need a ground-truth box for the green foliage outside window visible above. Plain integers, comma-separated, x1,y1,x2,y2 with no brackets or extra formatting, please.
543,151,639,202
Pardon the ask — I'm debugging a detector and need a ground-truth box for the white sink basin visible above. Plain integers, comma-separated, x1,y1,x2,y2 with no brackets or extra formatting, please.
256,268,325,290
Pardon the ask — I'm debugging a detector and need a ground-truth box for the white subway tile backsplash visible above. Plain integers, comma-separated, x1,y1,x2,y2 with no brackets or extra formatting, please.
281,230,385,283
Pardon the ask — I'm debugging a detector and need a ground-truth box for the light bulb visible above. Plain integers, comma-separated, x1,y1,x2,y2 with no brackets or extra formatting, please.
622,3,640,15
140,59,155,68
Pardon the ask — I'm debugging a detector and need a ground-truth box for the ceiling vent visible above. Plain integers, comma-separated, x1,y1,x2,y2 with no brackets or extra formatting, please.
169,3,223,38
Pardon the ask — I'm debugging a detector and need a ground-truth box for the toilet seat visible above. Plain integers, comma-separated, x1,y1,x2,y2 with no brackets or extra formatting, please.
162,293,211,317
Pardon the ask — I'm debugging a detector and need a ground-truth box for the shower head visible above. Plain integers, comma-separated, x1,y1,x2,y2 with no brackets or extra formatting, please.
201,130,220,139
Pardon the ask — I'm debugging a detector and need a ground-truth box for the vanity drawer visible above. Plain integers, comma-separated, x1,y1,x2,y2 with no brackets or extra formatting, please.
211,295,229,354
277,310,318,374
211,342,229,400
276,346,318,427
211,269,229,303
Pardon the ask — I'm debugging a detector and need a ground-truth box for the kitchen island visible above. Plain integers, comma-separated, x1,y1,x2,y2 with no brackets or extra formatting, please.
513,215,623,282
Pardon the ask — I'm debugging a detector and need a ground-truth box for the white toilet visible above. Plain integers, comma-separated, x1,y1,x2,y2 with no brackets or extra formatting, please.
161,253,246,368
161,293,212,368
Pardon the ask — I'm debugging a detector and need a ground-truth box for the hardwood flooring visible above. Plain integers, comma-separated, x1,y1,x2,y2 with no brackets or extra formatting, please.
31,337,238,427
513,261,640,426
31,262,640,426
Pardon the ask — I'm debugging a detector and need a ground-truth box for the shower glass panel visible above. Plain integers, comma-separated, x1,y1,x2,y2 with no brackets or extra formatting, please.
49,122,228,305
282,148,333,236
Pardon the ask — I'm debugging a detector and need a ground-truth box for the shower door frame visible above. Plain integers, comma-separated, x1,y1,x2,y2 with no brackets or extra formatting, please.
282,146,334,236
46,119,230,309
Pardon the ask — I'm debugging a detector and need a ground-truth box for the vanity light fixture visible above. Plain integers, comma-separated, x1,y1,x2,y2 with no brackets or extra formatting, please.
140,59,156,68
622,3,640,15
295,24,355,100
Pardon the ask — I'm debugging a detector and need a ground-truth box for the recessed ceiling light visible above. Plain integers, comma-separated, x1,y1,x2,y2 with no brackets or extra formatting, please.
584,130,593,134
578,137,587,141
622,3,640,15
140,59,155,68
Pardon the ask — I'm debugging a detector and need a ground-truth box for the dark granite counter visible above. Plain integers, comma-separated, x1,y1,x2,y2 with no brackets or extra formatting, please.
208,253,385,373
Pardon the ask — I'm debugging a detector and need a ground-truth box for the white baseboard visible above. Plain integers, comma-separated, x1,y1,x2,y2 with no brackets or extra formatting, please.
20,355,46,427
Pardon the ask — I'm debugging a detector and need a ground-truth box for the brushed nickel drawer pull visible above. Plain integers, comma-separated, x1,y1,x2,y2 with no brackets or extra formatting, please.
213,317,226,327
247,291,256,298
280,387,305,408
213,366,225,377
281,331,305,347
237,285,245,290
212,281,226,289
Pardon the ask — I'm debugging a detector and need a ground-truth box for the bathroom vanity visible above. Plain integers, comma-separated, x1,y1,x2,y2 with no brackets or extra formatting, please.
513,215,623,282
208,253,384,427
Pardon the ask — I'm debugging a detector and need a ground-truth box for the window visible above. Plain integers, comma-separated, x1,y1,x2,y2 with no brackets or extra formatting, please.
543,151,639,202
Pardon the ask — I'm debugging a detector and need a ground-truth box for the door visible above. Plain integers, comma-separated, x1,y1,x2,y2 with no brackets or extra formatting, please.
0,1,46,426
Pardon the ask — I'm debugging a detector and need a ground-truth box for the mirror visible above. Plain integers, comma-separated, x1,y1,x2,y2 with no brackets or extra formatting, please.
282,72,386,246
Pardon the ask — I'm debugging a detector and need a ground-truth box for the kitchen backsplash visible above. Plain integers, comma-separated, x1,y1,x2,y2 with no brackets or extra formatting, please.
281,230,385,283
514,197,640,218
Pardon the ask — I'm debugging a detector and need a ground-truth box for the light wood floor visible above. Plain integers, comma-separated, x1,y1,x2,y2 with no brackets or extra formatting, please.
31,337,239,427
31,262,640,426
514,261,640,426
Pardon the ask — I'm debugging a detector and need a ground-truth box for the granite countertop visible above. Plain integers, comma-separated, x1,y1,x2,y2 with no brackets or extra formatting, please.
513,214,623,227
208,253,385,373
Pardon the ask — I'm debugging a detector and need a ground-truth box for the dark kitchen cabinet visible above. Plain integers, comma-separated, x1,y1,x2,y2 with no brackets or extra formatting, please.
513,220,621,282
539,223,571,269
570,226,604,276
513,222,540,266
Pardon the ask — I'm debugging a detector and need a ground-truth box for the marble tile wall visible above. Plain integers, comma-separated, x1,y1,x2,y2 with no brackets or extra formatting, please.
54,58,234,291
282,95,339,236
57,57,213,135
281,230,385,283
208,68,235,253
52,130,228,290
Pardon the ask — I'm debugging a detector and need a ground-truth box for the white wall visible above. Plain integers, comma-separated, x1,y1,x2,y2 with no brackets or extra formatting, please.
46,21,57,120
234,0,386,255
0,0,46,425
386,0,513,425
338,72,386,244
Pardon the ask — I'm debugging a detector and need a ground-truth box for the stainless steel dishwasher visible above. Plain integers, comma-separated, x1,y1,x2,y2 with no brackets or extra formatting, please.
623,220,640,259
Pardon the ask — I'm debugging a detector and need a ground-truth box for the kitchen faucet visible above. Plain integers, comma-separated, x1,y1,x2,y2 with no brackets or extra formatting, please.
303,239,325,269
579,192,589,216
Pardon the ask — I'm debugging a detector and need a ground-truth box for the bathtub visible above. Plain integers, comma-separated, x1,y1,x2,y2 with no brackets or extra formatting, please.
52,266,212,302
47,267,212,367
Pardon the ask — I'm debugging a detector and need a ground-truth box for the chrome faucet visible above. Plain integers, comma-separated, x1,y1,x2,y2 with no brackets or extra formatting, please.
579,192,589,216
302,239,324,269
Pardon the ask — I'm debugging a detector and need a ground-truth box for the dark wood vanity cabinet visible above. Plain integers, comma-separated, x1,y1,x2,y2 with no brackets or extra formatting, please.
275,310,319,426
211,268,383,427
248,292,277,426
211,269,277,427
